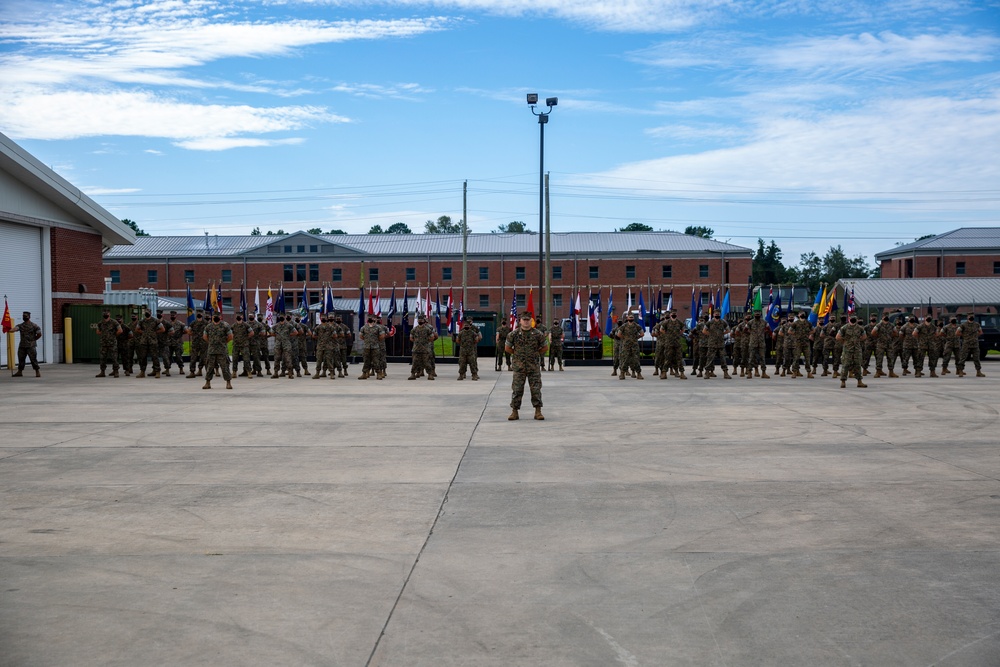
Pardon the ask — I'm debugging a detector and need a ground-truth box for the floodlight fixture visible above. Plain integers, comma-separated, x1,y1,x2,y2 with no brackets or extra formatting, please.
526,93,538,105
546,97,558,107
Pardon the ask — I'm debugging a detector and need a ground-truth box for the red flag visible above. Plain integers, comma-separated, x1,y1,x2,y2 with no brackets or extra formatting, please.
1,297,12,334
526,288,535,328
446,287,454,332
367,290,374,315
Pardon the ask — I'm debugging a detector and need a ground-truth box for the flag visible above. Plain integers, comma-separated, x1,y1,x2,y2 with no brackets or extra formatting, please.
425,286,432,320
788,286,795,315
266,285,275,326
690,288,697,324
526,288,535,328
299,282,309,319
820,284,835,324
186,284,195,325
665,290,673,313
764,285,776,329
605,289,615,335
1,296,12,334
509,287,518,330
415,287,422,323
587,292,595,338
209,282,220,314
752,286,762,313
367,289,374,315
217,283,224,314
276,284,285,313
254,283,260,315
374,285,382,316
715,287,721,315
847,287,856,314
593,289,602,338
769,288,783,331
202,284,211,312
627,287,633,311
446,287,454,333
325,285,334,314
830,293,838,318
572,290,582,338
655,289,663,320
457,299,464,330
721,288,731,318
240,282,248,318
434,287,442,334
358,287,365,330
808,285,824,325
638,290,646,329
401,290,410,333
387,285,397,323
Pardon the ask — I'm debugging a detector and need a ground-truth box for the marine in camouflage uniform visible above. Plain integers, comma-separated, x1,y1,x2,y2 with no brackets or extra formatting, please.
408,315,437,380
956,314,985,377
202,315,233,389
270,315,295,379
186,311,208,377
651,314,667,377
330,316,347,377
312,316,337,379
698,315,712,376
899,316,918,375
358,316,385,379
249,314,268,377
616,313,644,380
133,311,163,378
375,315,389,377
505,312,548,420
548,319,565,371
116,314,134,376
772,317,786,375
611,319,624,376
788,312,814,378
164,311,186,375
456,317,483,380
95,310,122,377
155,312,172,376
730,319,745,376
870,315,897,378
913,316,938,377
836,315,868,388
746,311,769,379
701,313,730,379
230,314,255,377
661,311,688,379
888,320,904,375
862,315,878,376
495,322,512,371
816,320,835,376
940,317,959,375
689,315,703,376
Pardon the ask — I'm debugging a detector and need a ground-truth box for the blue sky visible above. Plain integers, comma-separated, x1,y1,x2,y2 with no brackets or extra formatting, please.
2,0,998,267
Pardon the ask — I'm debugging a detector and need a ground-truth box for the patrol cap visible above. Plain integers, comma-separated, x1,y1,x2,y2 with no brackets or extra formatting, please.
170,310,177,315
519,312,532,320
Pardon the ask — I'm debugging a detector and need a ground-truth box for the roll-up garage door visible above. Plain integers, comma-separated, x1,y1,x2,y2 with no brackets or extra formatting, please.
0,221,44,366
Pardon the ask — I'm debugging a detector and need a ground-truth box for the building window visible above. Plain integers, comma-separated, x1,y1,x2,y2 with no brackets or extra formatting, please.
284,264,294,282
310,245,319,253
331,268,342,282
625,265,636,280
479,266,489,280
184,270,194,283
479,294,490,308
553,294,563,308
110,270,121,284
369,268,379,283
994,261,1000,275
309,264,319,282
297,245,305,254
222,297,232,308
699,264,709,278
515,266,525,280
221,269,232,283
406,267,416,281
552,265,562,280
589,266,599,280
147,270,157,284
956,261,966,275
296,264,306,282
516,294,526,308
284,245,292,253
662,265,672,279
442,267,452,281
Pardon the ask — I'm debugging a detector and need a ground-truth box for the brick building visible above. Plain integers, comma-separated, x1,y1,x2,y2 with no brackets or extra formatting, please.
103,230,753,322
1,132,134,366
876,227,1000,279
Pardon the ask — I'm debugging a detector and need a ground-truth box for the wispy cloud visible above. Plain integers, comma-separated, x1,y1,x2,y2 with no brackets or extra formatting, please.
331,82,434,99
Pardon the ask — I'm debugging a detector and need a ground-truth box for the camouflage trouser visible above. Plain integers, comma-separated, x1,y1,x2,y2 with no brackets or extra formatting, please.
361,347,379,375
790,341,809,372
117,340,133,372
732,341,743,369
316,348,336,375
874,343,888,372
17,346,40,371
99,340,119,371
654,342,666,372
812,341,826,370
888,345,901,371
901,344,916,370
458,350,478,377
205,352,231,381
841,346,863,380
273,341,293,375
496,348,510,370
189,342,207,373
822,341,836,371
704,343,727,373
167,343,184,371
378,345,387,372
783,340,794,370
689,341,700,370
411,349,433,376
297,341,309,372
747,339,766,369
251,342,265,374
548,344,563,368
665,341,684,373
612,340,621,371
136,342,160,373
619,346,641,374
773,342,783,370
231,341,252,373
862,341,874,370
941,341,956,370
915,343,937,372
956,341,982,372
511,368,542,409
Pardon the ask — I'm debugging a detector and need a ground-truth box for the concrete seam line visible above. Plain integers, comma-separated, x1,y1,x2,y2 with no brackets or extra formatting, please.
364,372,502,666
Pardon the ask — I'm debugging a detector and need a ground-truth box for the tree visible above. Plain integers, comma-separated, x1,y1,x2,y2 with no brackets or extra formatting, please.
616,222,653,232
424,215,464,234
250,226,262,236
368,224,384,234
306,227,323,235
752,238,791,286
684,225,714,238
122,218,149,236
265,229,286,236
328,229,346,235
494,220,535,234
792,252,823,294
385,222,413,234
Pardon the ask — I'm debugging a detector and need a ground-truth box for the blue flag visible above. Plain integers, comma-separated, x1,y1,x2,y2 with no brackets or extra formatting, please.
186,284,196,325
276,284,286,313
807,288,823,325
721,289,731,318
764,286,776,330
604,289,615,335
358,287,365,331
435,287,442,334
387,286,397,323
202,285,211,313
768,289,783,331
300,282,309,320
638,291,647,330
240,282,248,318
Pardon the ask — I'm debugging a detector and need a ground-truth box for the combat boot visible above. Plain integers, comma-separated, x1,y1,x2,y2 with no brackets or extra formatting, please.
12,370,22,377
312,372,322,379
558,362,563,371
154,371,161,379
471,374,479,381
377,372,385,380
930,370,938,378
840,379,846,389
508,409,519,421
548,362,554,371
914,370,923,378
272,372,280,379
863,368,870,376
760,370,769,379
780,368,786,377
163,369,170,377
739,368,745,377
977,370,986,377
857,378,867,388
889,370,899,378
136,370,146,378
636,372,644,380
197,368,204,377
679,371,688,379
239,370,249,377
202,379,211,389
303,368,311,376
612,368,618,376
457,374,465,381
754,368,760,377
821,368,829,377
296,370,302,377
534,407,544,420
940,367,950,375
408,373,417,380
358,371,369,380
186,371,196,378
660,371,667,379
723,369,731,379
428,374,435,380
112,370,119,378
35,369,40,377
746,369,753,380
96,370,106,378
619,371,626,380
902,368,911,376
806,370,814,379
226,380,233,390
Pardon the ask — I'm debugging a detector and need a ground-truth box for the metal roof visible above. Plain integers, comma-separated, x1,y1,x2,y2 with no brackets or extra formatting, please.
875,227,1000,259
105,230,752,259
836,278,1000,307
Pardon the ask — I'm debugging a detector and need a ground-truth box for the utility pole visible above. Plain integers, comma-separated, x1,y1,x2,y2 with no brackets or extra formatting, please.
462,179,468,307
544,172,551,327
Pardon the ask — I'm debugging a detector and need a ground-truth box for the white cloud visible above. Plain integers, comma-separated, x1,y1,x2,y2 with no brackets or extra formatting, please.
331,82,434,99
581,92,1000,200
175,137,306,150
82,186,143,195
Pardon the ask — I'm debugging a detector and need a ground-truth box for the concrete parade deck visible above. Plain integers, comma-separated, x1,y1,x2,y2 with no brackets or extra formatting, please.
1,361,999,666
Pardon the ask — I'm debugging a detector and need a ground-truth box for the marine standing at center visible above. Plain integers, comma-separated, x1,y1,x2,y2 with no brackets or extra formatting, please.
505,312,548,421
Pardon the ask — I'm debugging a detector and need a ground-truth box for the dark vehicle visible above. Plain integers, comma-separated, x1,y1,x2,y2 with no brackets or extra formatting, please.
558,318,603,359
971,314,999,360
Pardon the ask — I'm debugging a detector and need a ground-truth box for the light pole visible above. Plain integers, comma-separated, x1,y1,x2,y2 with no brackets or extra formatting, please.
527,93,557,323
